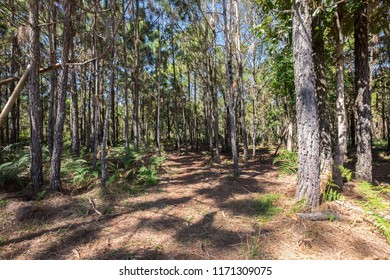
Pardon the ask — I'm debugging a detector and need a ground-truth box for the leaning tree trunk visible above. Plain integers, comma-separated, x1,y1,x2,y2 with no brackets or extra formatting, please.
28,0,43,193
292,0,321,209
313,11,332,175
354,1,372,182
50,0,73,192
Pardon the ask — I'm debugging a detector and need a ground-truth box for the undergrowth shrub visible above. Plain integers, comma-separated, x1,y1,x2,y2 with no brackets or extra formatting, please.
273,150,298,175
357,181,390,243
0,148,29,188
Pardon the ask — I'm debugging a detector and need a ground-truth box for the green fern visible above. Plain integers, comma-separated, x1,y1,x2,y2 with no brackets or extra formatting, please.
273,150,298,175
322,180,342,202
338,165,353,182
0,151,30,187
372,214,390,243
357,181,390,244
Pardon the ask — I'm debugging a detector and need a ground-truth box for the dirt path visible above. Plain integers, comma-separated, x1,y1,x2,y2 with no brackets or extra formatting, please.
1,150,390,259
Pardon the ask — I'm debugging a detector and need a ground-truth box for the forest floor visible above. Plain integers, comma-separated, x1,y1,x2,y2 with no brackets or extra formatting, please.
0,148,390,260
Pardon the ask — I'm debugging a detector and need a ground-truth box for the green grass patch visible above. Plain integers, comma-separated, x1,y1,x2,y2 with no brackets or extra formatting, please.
255,194,281,221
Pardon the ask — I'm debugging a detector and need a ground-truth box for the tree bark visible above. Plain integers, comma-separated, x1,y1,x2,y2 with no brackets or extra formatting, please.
28,0,43,193
122,0,130,152
333,2,347,189
70,46,80,157
292,0,321,209
50,0,73,192
223,0,239,177
354,1,372,182
234,0,248,162
132,0,140,151
313,11,332,175
47,2,57,157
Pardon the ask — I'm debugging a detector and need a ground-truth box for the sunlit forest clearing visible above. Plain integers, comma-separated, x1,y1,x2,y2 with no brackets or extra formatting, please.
0,0,389,260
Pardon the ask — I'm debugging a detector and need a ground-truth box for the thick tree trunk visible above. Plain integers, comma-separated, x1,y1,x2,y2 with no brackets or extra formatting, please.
292,0,321,209
313,12,332,175
223,0,239,177
50,0,73,192
354,1,372,182
333,3,348,189
28,0,43,193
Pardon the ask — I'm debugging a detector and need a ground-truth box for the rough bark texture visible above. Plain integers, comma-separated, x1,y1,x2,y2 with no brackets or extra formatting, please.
132,0,140,151
223,0,239,177
354,1,372,182
122,0,129,151
292,0,320,209
50,0,73,192
333,3,347,189
70,52,80,157
235,0,248,162
28,0,43,193
47,2,57,157
212,0,220,163
313,12,332,175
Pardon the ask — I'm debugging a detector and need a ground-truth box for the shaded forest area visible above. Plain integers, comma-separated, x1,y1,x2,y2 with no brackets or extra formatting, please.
0,0,389,259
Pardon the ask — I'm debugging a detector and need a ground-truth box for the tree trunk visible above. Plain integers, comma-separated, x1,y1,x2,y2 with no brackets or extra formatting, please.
234,0,248,162
313,11,332,175
122,0,130,152
223,0,239,177
212,2,220,163
28,0,43,193
333,2,348,189
171,23,180,152
292,0,321,209
132,0,140,151
70,46,80,157
354,1,372,182
50,0,73,192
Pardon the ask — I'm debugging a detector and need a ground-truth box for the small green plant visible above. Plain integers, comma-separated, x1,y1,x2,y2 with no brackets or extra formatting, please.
273,150,298,175
356,181,390,244
137,166,158,185
255,194,281,219
0,150,30,187
0,235,6,245
36,190,46,201
338,165,353,182
62,158,93,185
241,235,261,260
358,181,388,211
0,199,8,207
372,214,390,243
323,181,341,202
328,213,337,222
290,198,306,213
